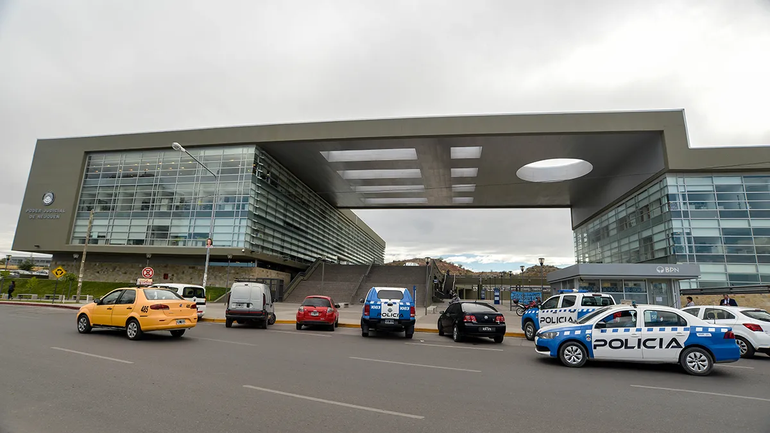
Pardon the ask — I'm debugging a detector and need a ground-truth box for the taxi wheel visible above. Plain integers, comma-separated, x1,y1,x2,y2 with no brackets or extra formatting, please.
736,337,755,358
559,342,587,368
437,320,444,336
680,347,714,376
225,319,233,328
77,314,92,334
170,330,185,338
126,319,143,341
452,324,463,342
524,321,536,341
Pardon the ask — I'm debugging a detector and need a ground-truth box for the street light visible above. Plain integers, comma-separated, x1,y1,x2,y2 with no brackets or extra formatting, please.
225,254,233,289
539,257,545,295
172,142,219,290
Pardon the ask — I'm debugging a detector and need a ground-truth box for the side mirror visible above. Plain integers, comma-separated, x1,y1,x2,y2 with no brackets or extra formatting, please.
334,304,340,308
439,310,445,315
359,298,364,303
94,298,101,305
595,322,606,329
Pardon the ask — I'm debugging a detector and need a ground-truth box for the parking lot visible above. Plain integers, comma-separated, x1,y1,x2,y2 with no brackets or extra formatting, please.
2,304,769,433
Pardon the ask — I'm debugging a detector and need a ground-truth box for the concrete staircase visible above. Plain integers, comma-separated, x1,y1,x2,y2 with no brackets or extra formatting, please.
284,264,369,304
352,265,428,305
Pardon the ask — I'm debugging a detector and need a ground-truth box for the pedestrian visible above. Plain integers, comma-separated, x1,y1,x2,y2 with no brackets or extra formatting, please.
7,281,15,300
685,296,695,307
720,294,738,306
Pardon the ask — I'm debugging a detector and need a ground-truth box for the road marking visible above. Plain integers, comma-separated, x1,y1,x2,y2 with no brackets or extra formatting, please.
406,342,504,352
191,337,259,346
719,364,754,370
350,356,480,372
271,330,332,338
630,385,770,402
243,385,424,419
50,347,133,364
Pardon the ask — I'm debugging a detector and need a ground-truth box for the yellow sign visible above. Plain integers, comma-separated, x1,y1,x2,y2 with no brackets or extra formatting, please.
52,266,66,279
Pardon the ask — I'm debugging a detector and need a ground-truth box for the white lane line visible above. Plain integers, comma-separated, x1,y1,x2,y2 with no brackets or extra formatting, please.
191,337,258,346
630,385,770,403
350,356,480,372
719,364,754,370
243,385,424,419
406,342,504,352
271,330,332,338
50,347,133,364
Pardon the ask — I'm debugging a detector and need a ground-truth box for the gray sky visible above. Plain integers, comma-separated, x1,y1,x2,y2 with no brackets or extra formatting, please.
1,0,768,271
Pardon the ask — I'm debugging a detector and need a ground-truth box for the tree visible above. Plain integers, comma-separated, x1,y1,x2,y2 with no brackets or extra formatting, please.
18,259,34,272
26,276,39,292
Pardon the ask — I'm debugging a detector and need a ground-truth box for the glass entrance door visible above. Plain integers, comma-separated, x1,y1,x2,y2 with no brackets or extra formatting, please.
649,280,672,306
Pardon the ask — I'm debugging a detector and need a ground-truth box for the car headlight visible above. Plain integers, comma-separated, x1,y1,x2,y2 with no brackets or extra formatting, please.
539,332,558,339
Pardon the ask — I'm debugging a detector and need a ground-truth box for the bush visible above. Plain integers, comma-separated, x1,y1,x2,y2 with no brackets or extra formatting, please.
26,276,39,291
18,260,34,272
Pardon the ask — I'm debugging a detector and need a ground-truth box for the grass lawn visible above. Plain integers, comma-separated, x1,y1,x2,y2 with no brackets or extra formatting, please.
1,278,228,301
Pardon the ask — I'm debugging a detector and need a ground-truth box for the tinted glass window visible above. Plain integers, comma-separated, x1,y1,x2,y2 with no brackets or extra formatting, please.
376,289,404,300
741,310,770,322
100,290,123,305
182,287,205,298
117,290,136,305
541,296,559,310
462,303,498,313
581,295,613,306
598,310,637,328
704,308,735,320
561,295,576,308
302,297,331,307
143,289,184,301
576,306,612,324
644,310,688,327
682,308,699,317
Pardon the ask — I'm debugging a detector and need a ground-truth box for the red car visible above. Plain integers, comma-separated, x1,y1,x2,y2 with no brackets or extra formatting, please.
296,296,340,331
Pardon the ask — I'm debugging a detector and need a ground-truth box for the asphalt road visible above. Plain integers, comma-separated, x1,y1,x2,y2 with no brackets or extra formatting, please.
2,304,770,433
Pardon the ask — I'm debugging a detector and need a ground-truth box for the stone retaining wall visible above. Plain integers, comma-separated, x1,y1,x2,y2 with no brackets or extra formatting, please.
680,293,770,310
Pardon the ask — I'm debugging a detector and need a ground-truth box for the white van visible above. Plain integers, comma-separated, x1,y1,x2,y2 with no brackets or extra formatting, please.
150,283,207,318
225,282,276,329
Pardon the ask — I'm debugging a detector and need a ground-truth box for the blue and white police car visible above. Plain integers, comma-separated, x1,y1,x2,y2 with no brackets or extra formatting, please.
522,290,615,341
534,303,741,375
360,287,416,339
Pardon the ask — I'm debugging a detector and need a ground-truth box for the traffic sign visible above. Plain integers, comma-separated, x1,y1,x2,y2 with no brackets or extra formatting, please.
52,266,66,279
141,267,154,279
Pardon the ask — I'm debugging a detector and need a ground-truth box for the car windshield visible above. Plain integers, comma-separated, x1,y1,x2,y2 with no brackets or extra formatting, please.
575,306,613,324
302,297,331,307
741,309,770,322
463,303,498,313
376,289,404,300
142,289,184,301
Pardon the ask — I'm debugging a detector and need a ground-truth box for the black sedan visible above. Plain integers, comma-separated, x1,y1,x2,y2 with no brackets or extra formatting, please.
437,301,506,343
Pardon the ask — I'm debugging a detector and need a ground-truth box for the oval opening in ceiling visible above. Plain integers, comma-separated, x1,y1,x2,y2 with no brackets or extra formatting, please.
516,158,593,183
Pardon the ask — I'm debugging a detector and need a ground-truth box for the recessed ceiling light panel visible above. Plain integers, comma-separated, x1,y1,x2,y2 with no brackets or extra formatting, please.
338,169,422,180
451,168,478,178
453,197,474,204
452,184,476,193
354,185,425,193
364,197,428,205
451,146,483,159
321,149,417,162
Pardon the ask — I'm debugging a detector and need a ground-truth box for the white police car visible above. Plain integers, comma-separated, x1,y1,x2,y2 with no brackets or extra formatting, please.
522,290,615,341
534,303,741,375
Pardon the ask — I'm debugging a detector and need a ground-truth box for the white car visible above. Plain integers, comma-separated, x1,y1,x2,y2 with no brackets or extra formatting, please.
682,305,770,358
150,283,207,318
535,304,741,375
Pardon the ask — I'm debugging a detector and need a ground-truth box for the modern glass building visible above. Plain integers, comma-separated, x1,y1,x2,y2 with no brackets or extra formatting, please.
574,173,770,289
71,144,385,265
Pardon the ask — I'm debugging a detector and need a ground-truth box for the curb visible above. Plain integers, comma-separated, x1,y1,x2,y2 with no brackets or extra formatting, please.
200,317,525,338
0,301,80,310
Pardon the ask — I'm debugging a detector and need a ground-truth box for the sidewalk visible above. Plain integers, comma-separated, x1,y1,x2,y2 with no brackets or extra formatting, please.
201,302,526,337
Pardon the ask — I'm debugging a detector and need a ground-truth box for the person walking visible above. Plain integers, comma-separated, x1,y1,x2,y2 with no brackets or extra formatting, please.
720,294,738,306
7,281,15,300
684,296,695,307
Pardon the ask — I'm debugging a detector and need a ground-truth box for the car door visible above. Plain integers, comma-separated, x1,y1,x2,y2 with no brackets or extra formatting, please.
110,289,136,327
537,296,562,327
560,295,579,324
641,308,689,361
703,307,737,327
92,290,123,326
592,309,640,360
443,303,459,329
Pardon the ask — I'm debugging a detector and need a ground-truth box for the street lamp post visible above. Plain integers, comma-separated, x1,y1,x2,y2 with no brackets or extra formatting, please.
519,265,525,293
67,253,78,301
225,254,233,289
539,257,545,295
172,142,219,289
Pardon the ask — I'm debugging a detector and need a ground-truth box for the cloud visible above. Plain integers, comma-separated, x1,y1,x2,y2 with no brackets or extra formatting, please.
0,0,768,266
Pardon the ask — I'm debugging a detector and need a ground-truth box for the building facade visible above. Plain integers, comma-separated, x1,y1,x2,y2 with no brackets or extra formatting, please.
70,144,385,266
574,173,770,289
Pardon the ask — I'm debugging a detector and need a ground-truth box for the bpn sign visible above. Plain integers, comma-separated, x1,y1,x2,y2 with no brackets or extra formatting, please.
656,266,680,274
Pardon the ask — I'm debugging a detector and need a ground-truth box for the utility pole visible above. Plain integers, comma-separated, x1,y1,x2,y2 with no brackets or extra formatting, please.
75,210,94,301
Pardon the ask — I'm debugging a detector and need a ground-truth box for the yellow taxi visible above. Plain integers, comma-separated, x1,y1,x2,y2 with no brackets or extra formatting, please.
76,287,198,340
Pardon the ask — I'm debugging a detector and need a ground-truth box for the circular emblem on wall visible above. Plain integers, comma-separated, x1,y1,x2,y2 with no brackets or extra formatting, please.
42,192,55,206
656,266,665,274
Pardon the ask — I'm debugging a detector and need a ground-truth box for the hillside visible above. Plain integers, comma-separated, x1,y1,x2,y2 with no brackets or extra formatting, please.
385,258,560,276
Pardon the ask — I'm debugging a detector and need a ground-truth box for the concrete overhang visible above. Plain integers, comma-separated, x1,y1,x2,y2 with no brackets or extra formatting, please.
548,263,702,283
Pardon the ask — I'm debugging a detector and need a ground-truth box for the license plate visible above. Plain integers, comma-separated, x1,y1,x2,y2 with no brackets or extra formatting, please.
176,319,186,325
384,319,395,325
311,311,319,316
481,327,493,332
